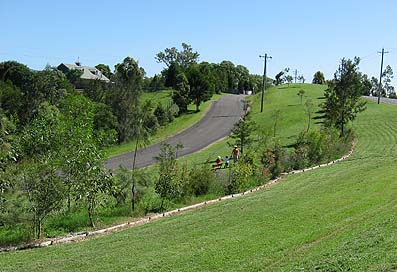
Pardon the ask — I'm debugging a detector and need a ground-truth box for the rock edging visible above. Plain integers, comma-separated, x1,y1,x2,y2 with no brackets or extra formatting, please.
0,146,354,253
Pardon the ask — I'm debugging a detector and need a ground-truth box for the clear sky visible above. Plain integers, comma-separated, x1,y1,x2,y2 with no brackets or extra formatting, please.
2,0,397,85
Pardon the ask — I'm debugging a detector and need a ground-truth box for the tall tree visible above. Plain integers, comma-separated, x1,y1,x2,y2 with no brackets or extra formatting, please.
381,65,394,96
164,62,181,88
19,103,65,238
312,71,326,84
172,73,191,114
155,143,181,210
229,113,256,156
322,57,366,136
156,43,199,68
186,64,214,111
109,57,144,143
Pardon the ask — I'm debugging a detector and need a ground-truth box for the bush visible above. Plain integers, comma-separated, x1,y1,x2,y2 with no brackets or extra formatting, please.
45,210,90,234
291,128,353,169
154,103,168,126
0,225,31,247
185,165,216,196
228,161,255,194
260,143,285,179
138,188,163,214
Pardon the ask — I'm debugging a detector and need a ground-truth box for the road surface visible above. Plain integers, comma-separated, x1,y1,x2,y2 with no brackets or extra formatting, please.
363,96,397,105
105,94,246,171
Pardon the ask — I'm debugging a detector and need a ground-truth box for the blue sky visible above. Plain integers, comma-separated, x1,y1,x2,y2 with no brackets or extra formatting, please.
2,0,397,85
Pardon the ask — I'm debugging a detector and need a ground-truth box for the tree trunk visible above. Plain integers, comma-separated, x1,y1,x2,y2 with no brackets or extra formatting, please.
88,200,96,229
131,137,139,212
37,218,41,239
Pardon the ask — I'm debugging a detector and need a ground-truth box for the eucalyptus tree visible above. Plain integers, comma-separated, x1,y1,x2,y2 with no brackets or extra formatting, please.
156,42,199,69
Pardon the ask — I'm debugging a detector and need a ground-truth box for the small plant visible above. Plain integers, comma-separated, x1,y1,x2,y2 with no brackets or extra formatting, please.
297,89,305,104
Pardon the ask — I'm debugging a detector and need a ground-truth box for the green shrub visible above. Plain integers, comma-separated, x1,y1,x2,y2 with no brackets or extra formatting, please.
185,165,216,196
45,211,90,234
154,103,168,126
138,188,163,215
260,143,285,179
227,162,255,194
0,225,31,247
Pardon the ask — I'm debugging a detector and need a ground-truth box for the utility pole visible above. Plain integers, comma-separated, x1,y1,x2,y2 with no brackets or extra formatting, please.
377,48,389,104
259,54,272,113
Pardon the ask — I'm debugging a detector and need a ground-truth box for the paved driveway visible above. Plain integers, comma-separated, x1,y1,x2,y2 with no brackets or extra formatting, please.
363,96,397,105
105,95,246,171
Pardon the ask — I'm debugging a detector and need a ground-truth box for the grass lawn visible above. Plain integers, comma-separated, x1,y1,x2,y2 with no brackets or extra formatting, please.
104,91,225,158
3,84,397,271
173,83,326,168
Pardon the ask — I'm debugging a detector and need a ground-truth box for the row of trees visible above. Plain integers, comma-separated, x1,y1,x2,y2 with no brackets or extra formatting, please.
312,66,395,98
154,43,266,113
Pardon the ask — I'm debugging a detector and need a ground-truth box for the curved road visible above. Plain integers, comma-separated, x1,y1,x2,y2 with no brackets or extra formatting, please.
105,94,246,171
363,96,397,105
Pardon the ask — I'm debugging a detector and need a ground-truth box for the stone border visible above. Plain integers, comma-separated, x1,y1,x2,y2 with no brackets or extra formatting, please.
0,146,354,253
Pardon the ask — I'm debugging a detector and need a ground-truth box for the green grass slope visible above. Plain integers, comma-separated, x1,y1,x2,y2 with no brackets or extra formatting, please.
3,84,397,271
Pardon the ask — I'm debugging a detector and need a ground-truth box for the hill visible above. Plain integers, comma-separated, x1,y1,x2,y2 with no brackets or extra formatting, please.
2,84,396,271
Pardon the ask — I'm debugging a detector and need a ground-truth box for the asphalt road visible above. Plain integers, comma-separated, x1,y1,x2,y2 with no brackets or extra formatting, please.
105,94,246,171
363,96,397,105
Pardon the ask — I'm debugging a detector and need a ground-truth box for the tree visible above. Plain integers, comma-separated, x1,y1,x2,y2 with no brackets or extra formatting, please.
93,103,118,148
229,113,256,156
0,114,19,219
154,103,168,126
360,74,373,96
274,71,285,86
155,143,181,210
235,65,250,93
129,104,152,211
322,57,366,136
272,110,282,137
297,89,305,104
109,57,144,143
186,64,214,111
19,103,65,238
164,62,181,88
382,65,394,96
156,43,199,68
172,73,191,114
220,60,238,92
312,71,326,84
304,99,314,132
298,75,306,83
95,64,112,79
285,75,293,86
21,161,65,238
72,144,112,229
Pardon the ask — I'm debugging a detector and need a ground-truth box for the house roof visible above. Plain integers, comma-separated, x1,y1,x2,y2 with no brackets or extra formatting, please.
60,63,110,82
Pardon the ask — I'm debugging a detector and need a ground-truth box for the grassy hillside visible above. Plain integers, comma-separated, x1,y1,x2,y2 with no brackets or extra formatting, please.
3,84,397,271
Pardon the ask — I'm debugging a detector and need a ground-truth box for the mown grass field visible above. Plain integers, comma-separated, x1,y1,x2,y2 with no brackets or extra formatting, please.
3,84,397,271
104,91,224,158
